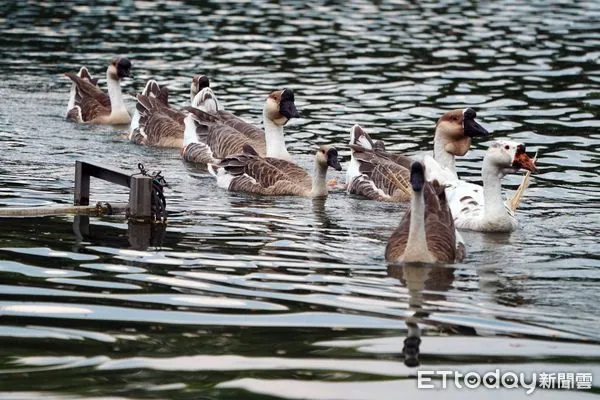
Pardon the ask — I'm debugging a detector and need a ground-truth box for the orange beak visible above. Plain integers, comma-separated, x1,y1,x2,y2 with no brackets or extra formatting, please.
513,152,538,173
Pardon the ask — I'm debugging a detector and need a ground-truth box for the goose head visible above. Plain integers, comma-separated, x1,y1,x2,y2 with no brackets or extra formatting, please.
486,140,538,175
435,108,489,156
191,75,210,100
316,145,342,171
410,161,426,192
264,88,300,126
107,57,132,81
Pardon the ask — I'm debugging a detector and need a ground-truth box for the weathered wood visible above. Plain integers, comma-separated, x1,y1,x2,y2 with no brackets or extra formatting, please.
0,203,128,217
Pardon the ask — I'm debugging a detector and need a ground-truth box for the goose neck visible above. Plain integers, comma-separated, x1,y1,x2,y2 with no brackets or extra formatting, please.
263,110,291,160
310,160,328,197
481,159,508,218
403,190,430,262
106,70,126,114
433,136,456,173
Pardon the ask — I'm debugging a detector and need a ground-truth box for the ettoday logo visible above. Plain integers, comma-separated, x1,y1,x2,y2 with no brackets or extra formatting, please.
417,370,593,394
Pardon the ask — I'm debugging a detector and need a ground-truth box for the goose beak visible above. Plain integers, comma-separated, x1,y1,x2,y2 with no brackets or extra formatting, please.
280,101,300,119
279,88,300,120
512,146,538,173
463,117,489,138
327,148,342,171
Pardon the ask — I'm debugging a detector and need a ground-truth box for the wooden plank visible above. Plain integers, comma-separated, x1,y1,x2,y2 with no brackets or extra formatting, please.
74,160,90,206
0,203,129,217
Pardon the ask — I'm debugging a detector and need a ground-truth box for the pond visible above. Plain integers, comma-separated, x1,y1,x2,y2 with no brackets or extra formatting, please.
0,1,599,399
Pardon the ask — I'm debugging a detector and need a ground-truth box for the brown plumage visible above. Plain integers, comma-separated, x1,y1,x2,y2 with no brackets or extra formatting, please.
210,145,342,197
385,162,463,264
347,144,412,201
134,94,186,148
65,72,111,122
131,75,209,148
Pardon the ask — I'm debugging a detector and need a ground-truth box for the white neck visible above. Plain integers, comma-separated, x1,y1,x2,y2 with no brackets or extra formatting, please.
310,160,328,197
481,159,509,220
106,71,126,115
264,110,292,161
433,135,456,174
403,190,434,263
183,116,199,146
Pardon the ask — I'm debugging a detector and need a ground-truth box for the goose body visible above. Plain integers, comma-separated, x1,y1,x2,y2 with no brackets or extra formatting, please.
347,108,489,202
447,140,538,233
182,89,300,166
385,162,464,264
65,57,132,125
208,145,342,197
130,75,213,148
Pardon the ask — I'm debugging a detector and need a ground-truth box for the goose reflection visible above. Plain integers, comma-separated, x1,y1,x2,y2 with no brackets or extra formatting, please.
387,263,455,367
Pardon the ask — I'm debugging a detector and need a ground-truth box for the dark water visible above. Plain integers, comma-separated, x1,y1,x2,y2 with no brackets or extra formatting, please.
1,1,600,399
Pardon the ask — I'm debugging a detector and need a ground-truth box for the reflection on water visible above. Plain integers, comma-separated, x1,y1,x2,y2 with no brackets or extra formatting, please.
1,1,600,399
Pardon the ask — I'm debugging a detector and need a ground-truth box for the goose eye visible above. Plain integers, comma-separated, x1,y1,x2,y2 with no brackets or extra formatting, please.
504,145,510,150
320,150,325,154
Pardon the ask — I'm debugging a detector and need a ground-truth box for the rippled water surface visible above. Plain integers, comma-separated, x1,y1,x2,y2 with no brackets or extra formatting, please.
1,1,600,399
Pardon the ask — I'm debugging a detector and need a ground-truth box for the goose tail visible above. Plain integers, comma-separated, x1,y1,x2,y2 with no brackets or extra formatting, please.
349,124,374,150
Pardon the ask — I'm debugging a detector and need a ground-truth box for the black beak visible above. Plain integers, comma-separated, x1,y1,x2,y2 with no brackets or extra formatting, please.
410,162,425,192
279,88,300,120
327,148,342,171
280,100,300,120
463,117,489,138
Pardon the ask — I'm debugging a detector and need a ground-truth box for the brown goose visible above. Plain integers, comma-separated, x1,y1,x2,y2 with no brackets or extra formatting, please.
347,108,489,201
385,161,465,264
182,88,300,166
130,75,213,147
207,145,342,197
64,57,132,125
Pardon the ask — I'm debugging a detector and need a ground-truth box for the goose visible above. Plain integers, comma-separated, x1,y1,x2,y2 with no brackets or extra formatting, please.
347,108,489,201
130,75,215,147
207,144,342,197
446,140,538,232
65,57,132,125
385,161,464,264
182,88,300,166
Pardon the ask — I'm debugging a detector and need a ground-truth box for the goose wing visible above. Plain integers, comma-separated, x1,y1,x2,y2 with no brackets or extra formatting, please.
135,95,185,147
347,145,411,201
217,110,266,143
186,108,266,159
215,148,307,195
423,182,458,262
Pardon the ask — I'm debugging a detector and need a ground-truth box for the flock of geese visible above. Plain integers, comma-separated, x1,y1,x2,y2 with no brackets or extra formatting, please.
64,57,539,265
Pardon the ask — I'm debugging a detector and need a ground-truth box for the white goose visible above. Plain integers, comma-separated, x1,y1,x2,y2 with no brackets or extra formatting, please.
347,108,489,201
446,140,538,232
65,57,132,125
